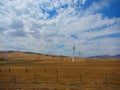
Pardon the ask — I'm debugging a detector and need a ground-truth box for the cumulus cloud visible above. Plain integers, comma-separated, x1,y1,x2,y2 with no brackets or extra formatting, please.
0,0,120,56
81,0,87,5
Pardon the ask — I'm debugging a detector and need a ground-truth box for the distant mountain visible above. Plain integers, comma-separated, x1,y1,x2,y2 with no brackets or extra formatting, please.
89,54,120,58
113,54,120,58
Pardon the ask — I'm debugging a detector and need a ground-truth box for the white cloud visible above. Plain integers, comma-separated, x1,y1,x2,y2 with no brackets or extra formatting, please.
0,0,120,56
81,0,87,5
83,0,109,16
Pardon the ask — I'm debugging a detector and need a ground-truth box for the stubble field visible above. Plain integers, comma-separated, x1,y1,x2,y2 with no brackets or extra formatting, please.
0,52,120,90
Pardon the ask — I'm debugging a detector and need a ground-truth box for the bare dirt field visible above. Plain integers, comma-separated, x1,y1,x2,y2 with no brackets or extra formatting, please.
0,52,120,90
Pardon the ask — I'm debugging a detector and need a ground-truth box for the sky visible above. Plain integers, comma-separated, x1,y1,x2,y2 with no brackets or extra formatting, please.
0,0,120,57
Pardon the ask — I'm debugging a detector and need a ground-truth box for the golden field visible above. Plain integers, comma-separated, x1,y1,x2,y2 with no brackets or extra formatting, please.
0,52,120,90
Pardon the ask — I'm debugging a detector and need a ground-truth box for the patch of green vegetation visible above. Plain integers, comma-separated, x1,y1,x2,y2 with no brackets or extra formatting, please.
0,58,7,61
0,60,36,66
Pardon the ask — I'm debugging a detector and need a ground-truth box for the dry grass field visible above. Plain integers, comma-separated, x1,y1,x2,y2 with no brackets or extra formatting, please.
0,52,120,90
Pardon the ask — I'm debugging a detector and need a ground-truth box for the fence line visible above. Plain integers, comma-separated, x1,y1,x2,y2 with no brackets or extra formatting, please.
0,68,119,85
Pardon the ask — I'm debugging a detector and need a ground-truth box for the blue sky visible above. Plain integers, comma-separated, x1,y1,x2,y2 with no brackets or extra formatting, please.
0,0,120,57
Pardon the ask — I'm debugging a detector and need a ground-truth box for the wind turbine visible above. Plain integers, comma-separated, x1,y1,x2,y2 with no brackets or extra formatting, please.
72,46,75,62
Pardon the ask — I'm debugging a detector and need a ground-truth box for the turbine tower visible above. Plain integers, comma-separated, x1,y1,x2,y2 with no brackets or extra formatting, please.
79,51,81,61
72,46,75,62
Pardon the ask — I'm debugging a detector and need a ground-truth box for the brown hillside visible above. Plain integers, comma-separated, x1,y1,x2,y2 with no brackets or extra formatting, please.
0,51,72,63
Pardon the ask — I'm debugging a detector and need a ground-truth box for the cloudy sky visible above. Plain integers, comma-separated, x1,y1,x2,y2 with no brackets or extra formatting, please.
0,0,120,57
